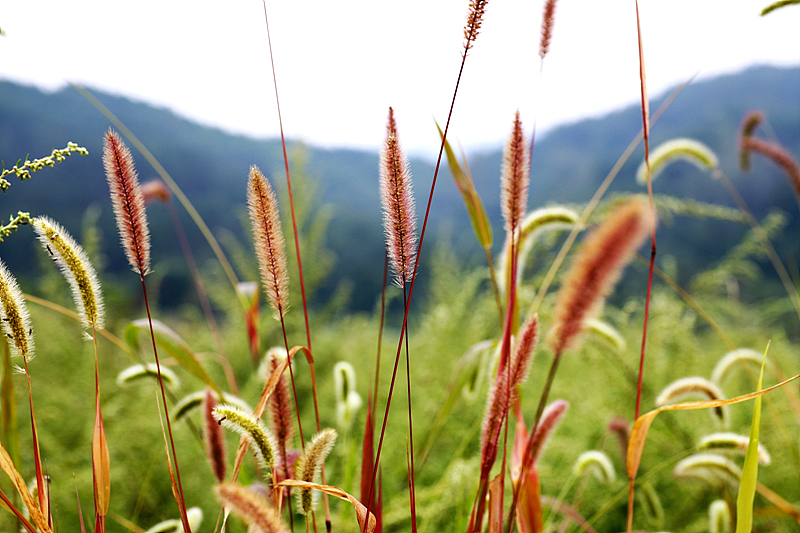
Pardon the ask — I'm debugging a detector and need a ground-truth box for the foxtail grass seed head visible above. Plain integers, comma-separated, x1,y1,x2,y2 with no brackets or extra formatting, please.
572,450,616,483
656,376,727,425
584,318,627,352
711,348,768,386
501,111,530,235
248,166,289,318
33,216,104,330
214,404,277,476
528,399,569,465
103,129,151,275
739,111,764,171
380,108,417,287
740,136,800,200
0,259,34,360
673,453,741,486
266,348,294,468
463,0,488,54
334,361,363,430
709,499,731,533
116,362,180,388
636,138,719,184
295,428,337,515
547,199,654,355
172,390,252,423
539,0,557,61
698,432,771,465
141,179,172,204
215,483,289,533
203,389,227,483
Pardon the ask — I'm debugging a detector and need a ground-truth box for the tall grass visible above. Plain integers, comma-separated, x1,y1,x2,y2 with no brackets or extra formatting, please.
0,3,798,533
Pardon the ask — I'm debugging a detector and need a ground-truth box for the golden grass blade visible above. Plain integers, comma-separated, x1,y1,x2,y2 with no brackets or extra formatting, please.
626,368,800,525
487,474,504,533
0,439,50,532
92,394,111,530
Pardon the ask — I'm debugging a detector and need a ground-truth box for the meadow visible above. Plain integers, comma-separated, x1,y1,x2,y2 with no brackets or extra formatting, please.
0,2,799,533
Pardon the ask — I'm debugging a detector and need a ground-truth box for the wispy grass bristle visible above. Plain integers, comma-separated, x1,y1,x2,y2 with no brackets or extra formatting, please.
248,165,289,318
636,138,719,184
380,107,417,287
103,129,151,275
547,198,654,355
215,483,288,533
0,259,34,360
294,428,337,515
213,404,277,476
501,111,529,235
697,432,771,465
33,216,104,330
573,450,616,483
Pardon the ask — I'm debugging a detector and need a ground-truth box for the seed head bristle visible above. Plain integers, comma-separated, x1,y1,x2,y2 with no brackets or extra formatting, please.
214,404,277,476
547,199,654,355
528,399,568,465
539,0,558,61
380,108,417,287
501,111,530,235
0,260,34,360
33,216,104,330
463,0,489,55
266,348,294,471
248,166,289,318
215,483,289,533
103,129,151,276
203,389,227,483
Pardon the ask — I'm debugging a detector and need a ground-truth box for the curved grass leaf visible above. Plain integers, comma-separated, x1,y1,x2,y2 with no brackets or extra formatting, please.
125,318,220,394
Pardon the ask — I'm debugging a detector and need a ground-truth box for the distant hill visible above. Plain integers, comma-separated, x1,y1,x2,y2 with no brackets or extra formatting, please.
0,65,798,311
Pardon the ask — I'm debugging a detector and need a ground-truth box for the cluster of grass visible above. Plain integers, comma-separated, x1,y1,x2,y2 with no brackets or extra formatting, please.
1,2,800,533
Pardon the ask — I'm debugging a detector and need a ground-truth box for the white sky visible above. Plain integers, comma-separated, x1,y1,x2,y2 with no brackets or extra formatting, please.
1,1,798,158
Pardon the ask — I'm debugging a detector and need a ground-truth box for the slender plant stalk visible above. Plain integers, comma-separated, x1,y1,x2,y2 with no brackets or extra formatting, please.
366,3,488,525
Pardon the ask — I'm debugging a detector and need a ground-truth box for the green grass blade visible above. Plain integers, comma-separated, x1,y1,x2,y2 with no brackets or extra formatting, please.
436,122,493,249
735,343,768,533
125,318,221,394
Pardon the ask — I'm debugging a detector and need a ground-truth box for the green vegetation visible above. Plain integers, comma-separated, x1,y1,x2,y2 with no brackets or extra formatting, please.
0,5,798,533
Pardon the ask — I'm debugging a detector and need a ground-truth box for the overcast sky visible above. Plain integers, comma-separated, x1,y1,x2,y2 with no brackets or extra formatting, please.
1,1,798,158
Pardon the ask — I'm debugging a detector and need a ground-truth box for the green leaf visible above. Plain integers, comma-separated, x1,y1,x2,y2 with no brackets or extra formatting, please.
436,121,493,249
125,318,221,394
735,342,768,533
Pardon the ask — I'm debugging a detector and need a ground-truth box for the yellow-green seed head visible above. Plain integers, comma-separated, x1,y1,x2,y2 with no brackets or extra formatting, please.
0,259,34,360
636,138,719,184
33,216,104,330
214,404,277,476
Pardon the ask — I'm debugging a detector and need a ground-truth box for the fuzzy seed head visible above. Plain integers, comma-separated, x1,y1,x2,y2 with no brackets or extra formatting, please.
266,348,294,471
380,108,417,287
636,138,719,184
295,428,337,514
573,450,616,483
673,453,741,486
141,179,172,204
33,216,104,330
463,0,489,54
698,432,771,465
539,0,557,61
501,111,530,235
203,389,228,483
656,376,727,425
248,166,289,318
0,260,34,360
740,136,800,201
214,404,277,477
103,129,151,275
215,483,289,533
547,199,654,355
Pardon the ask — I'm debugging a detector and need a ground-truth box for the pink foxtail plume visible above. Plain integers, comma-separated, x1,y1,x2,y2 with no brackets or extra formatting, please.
103,129,151,275
501,111,530,236
248,166,290,318
380,107,417,287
